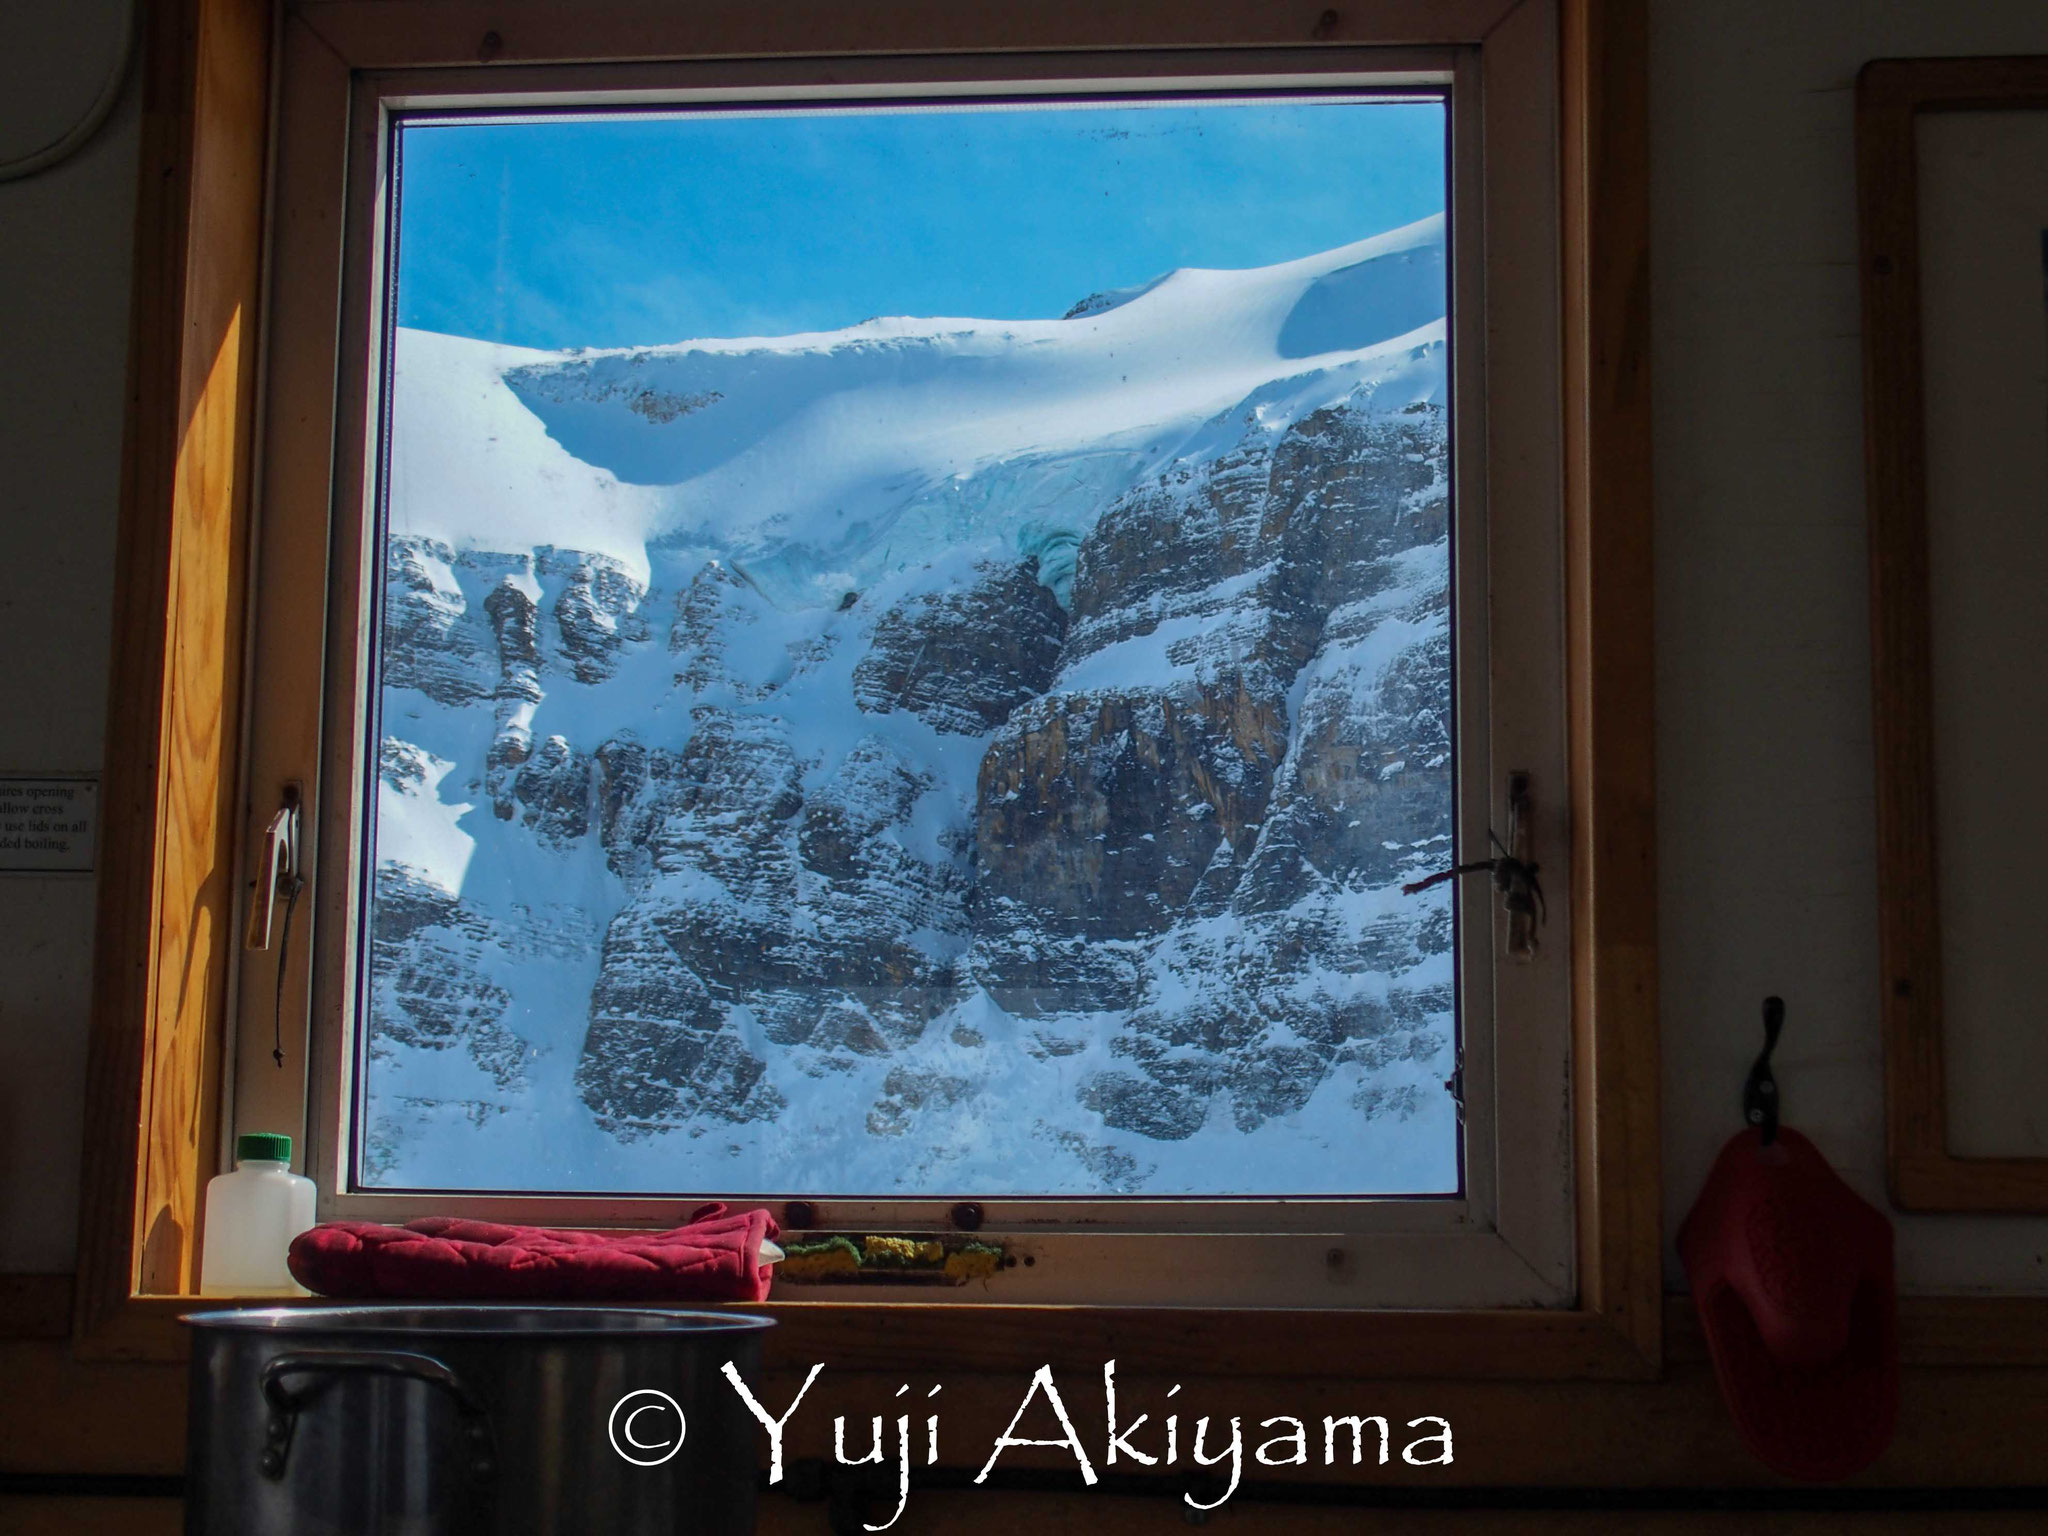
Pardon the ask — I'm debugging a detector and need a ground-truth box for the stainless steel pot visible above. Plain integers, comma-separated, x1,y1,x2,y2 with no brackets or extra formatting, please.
182,1306,774,1535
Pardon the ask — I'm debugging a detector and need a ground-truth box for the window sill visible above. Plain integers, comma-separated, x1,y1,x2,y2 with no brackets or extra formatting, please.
65,1283,1654,1379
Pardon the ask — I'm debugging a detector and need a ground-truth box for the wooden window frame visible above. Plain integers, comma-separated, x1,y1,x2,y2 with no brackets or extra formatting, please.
250,42,1568,1311
75,0,1658,1376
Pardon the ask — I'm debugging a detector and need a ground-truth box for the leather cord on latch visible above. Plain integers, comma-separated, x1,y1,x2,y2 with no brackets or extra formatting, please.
1398,774,1543,959
1743,995,1786,1146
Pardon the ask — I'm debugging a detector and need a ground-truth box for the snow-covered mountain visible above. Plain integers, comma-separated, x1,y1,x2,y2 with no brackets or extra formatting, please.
364,214,1460,1196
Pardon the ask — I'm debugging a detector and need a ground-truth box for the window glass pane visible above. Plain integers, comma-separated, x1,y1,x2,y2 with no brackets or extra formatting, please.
361,94,1457,1196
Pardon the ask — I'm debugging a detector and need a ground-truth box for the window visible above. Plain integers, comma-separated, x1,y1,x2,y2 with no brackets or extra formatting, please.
219,12,1587,1316
366,92,1459,1201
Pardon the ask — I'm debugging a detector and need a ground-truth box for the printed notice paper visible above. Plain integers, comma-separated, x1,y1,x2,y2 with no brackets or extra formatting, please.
0,778,98,872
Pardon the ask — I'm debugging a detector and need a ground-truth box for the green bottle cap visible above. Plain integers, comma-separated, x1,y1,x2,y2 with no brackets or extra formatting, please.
236,1132,293,1163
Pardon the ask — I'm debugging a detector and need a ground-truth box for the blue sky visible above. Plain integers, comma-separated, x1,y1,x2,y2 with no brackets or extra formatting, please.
393,97,1445,350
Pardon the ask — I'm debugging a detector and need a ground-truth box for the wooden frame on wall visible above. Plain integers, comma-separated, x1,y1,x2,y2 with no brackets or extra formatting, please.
1858,55,2048,1214
73,0,274,1352
72,0,1659,1378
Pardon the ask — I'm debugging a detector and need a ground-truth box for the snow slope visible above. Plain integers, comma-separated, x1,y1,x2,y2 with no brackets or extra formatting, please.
394,214,1446,604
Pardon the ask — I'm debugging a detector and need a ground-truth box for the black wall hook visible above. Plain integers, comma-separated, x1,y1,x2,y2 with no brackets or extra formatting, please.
1743,995,1786,1145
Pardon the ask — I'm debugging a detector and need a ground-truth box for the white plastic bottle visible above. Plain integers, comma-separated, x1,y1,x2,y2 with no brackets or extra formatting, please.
199,1132,318,1296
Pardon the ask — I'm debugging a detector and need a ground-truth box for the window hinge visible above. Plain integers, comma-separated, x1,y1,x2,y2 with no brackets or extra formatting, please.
1443,1046,1466,1123
246,782,303,951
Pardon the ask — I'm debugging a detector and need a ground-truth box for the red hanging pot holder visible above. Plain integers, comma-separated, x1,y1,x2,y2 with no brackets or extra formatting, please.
1678,1126,1897,1481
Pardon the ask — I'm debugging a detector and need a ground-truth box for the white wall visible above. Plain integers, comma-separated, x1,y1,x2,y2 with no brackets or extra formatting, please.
1653,0,2048,1289
0,0,138,1271
2,0,2046,1289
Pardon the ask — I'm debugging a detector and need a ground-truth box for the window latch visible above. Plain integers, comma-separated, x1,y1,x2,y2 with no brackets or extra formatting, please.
1400,771,1543,959
246,783,303,951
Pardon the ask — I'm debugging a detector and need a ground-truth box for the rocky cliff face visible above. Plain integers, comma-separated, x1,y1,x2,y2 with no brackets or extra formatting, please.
363,225,1458,1196
365,390,1455,1192
972,402,1453,1139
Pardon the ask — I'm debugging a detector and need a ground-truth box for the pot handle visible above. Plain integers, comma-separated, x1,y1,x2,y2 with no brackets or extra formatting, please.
258,1348,497,1485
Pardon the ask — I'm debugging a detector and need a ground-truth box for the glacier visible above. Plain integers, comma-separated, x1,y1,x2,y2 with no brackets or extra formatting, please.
363,213,1460,1196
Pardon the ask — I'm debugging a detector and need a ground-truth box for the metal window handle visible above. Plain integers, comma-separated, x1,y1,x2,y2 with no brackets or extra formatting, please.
245,784,302,951
1398,771,1543,960
258,1348,497,1483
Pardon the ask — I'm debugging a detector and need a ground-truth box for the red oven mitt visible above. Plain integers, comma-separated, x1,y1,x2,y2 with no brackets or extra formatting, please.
287,1204,778,1303
1677,1127,1896,1480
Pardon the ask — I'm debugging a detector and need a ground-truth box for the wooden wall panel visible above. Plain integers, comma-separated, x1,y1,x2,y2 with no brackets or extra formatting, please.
74,0,273,1342
1562,0,1660,1358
